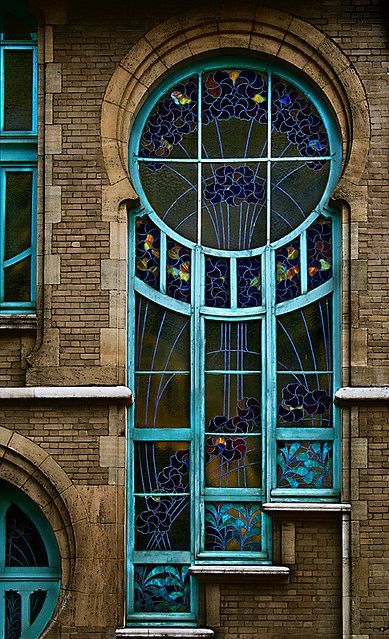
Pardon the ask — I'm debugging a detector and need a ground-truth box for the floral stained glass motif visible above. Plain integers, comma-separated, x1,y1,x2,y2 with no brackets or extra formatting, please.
134,565,190,613
135,216,160,289
205,257,230,307
277,376,332,427
135,496,190,551
237,257,262,307
139,75,198,162
307,217,332,289
204,502,262,551
205,435,261,489
275,240,300,303
5,590,21,639
166,240,191,302
134,442,190,494
277,441,333,489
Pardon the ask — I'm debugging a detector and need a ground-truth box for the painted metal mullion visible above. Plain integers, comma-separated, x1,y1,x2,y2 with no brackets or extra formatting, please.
266,72,272,246
136,156,333,164
30,167,37,304
265,247,277,502
32,46,38,133
276,427,335,441
300,229,308,295
133,429,191,441
0,48,4,130
0,170,5,302
277,370,333,375
192,245,203,559
275,279,333,315
159,231,167,294
230,257,237,308
332,211,342,495
20,590,31,635
3,246,33,268
133,551,192,564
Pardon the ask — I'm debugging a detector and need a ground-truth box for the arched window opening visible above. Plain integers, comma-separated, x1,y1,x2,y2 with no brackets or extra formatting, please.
0,482,61,639
127,58,342,625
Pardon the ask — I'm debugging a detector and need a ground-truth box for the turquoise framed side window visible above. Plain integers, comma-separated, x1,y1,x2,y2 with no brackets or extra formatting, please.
0,481,61,639
126,57,342,626
0,1,37,312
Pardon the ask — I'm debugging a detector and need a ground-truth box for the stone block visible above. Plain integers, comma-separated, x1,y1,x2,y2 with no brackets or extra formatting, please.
45,253,61,285
281,522,296,565
351,438,368,469
350,328,367,367
100,436,125,469
45,125,62,155
46,63,62,93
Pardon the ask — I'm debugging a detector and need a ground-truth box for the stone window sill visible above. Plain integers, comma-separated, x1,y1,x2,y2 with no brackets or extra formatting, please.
263,502,351,513
116,629,214,638
0,385,134,404
0,314,37,329
189,565,290,580
334,386,389,405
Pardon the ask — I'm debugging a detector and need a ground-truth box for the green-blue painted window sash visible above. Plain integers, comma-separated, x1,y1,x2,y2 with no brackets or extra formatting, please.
0,166,37,311
0,45,38,135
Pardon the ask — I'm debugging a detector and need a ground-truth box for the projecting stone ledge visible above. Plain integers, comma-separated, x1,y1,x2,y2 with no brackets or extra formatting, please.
0,386,134,404
334,386,389,405
263,502,351,512
189,565,290,581
116,630,214,638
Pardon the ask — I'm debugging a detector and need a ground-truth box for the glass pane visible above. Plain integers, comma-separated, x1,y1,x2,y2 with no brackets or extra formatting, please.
205,256,230,307
135,495,190,550
205,320,261,371
134,565,190,613
277,441,333,489
4,49,33,131
135,374,190,428
135,216,160,289
134,442,190,494
202,68,268,158
5,171,32,260
270,160,330,242
277,374,332,427
135,295,190,372
139,75,198,159
30,590,47,625
4,256,31,302
139,162,197,243
6,503,48,566
3,10,34,40
204,502,262,551
166,239,191,303
307,217,332,289
201,163,266,250
271,76,329,159
205,435,261,488
205,374,261,433
237,257,262,307
277,297,332,372
275,239,300,303
5,591,21,639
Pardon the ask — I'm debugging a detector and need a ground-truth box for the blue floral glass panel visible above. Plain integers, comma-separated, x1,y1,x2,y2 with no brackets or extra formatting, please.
134,442,190,493
277,298,332,372
6,504,48,567
167,239,191,302
202,69,268,159
277,441,333,489
134,565,190,613
271,77,329,162
205,256,230,307
135,216,160,289
237,257,262,307
275,240,300,303
205,374,261,433
135,496,190,550
5,591,21,639
139,75,198,160
205,502,262,551
277,375,332,427
202,163,267,250
307,217,332,289
205,435,261,488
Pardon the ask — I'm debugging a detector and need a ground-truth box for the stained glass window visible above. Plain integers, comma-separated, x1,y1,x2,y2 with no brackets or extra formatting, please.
128,57,341,623
0,3,37,311
0,482,61,639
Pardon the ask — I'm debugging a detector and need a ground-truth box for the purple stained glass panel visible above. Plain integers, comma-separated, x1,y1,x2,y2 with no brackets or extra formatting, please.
205,374,261,433
204,502,262,552
134,565,190,613
237,257,262,307
135,216,160,289
205,434,261,488
166,239,191,302
134,442,190,494
277,441,333,489
202,68,268,159
307,217,332,289
139,75,198,160
205,256,230,307
277,374,332,427
135,495,190,551
275,240,300,303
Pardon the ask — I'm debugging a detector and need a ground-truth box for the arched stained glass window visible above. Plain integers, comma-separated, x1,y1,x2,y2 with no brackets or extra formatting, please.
0,482,61,639
127,57,342,625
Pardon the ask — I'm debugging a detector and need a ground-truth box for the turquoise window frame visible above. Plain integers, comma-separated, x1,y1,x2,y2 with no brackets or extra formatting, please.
0,482,61,639
0,10,37,313
126,56,342,625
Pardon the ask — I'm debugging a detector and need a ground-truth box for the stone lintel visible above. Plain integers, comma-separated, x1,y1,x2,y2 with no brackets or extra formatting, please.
0,386,133,404
334,386,389,405
116,630,214,638
263,502,351,512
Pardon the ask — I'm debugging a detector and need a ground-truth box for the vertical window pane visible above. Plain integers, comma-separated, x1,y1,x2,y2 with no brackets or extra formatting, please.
205,434,261,488
237,257,262,307
5,591,21,639
275,239,300,303
30,591,47,625
307,216,332,289
205,256,230,307
204,502,262,551
134,565,190,613
4,256,31,302
4,49,33,131
5,171,32,260
277,441,333,489
205,320,261,371
135,216,160,289
135,496,190,550
166,239,191,302
277,374,332,427
134,442,190,493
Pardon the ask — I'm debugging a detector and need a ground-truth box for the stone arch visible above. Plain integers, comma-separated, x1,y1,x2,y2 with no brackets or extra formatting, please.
0,426,90,634
101,5,370,211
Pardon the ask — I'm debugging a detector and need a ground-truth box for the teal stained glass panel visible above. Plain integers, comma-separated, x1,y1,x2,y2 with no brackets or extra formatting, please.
134,565,190,613
276,441,333,489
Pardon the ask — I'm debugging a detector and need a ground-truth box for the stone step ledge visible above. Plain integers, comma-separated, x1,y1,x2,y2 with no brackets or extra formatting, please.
263,502,351,513
0,385,133,404
116,629,214,638
189,565,289,578
334,386,389,405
